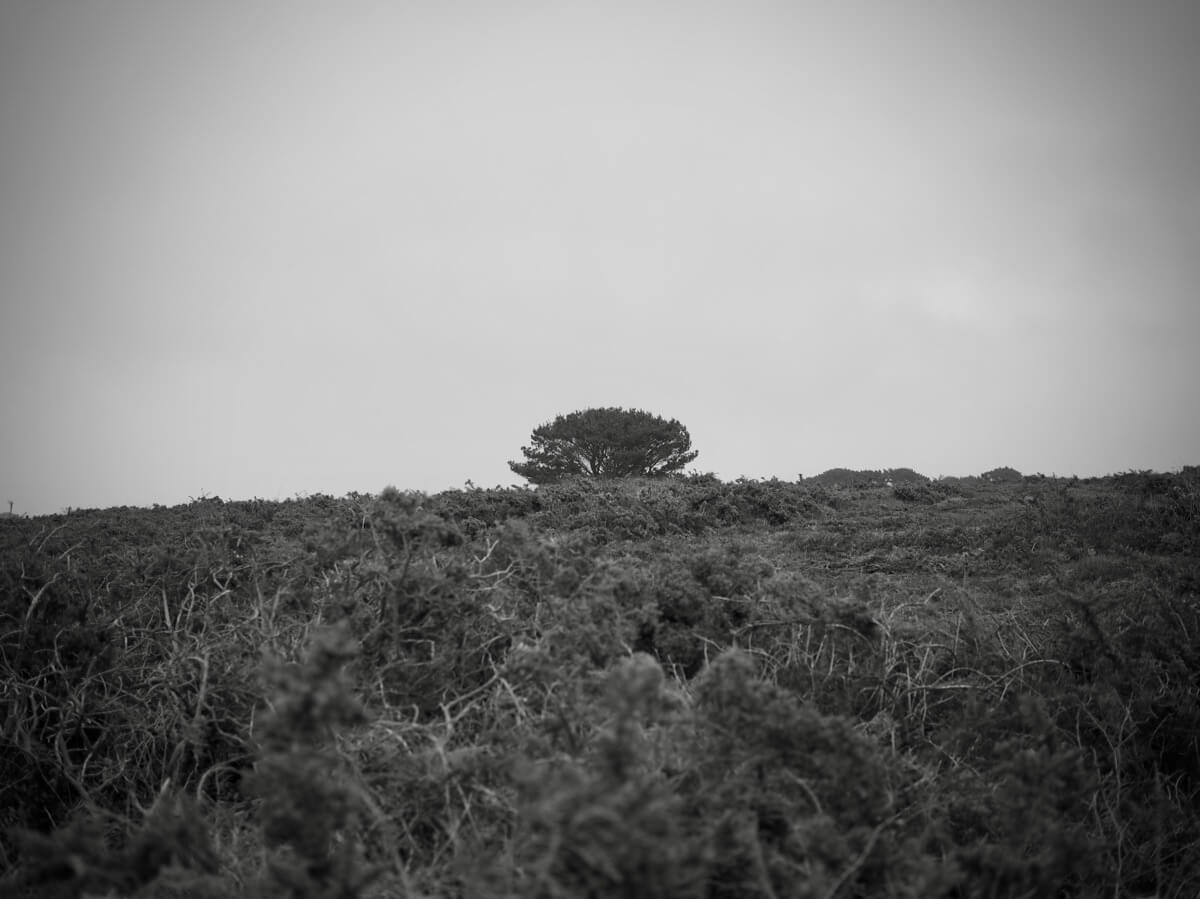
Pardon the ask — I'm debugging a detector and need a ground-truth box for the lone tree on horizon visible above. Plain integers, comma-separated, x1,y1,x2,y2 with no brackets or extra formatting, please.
509,407,699,485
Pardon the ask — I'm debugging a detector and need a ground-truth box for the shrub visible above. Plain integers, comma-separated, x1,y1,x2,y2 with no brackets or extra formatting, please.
5,471,1198,897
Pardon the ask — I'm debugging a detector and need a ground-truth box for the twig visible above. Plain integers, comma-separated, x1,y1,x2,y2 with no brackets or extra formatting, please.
822,814,900,899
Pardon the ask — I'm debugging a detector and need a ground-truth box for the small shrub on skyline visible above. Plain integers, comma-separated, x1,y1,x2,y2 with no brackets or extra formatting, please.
982,466,1024,483
808,467,932,488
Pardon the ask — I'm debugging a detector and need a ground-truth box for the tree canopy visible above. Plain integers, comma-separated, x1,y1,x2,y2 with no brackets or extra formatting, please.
508,407,699,485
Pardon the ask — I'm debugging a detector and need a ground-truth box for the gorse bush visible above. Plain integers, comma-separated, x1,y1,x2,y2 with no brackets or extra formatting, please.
242,624,380,898
2,471,1198,897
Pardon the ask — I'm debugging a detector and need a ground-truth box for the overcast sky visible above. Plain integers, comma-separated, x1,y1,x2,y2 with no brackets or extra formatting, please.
2,1,1198,513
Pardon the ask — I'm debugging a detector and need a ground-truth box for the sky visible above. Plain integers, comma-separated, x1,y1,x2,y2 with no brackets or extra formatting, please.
2,0,1199,514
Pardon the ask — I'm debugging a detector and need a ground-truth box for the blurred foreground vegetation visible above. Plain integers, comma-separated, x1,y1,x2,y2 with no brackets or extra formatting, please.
2,468,1199,897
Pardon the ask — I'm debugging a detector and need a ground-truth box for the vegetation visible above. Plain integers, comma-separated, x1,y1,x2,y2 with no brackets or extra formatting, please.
508,407,699,484
1,467,1198,897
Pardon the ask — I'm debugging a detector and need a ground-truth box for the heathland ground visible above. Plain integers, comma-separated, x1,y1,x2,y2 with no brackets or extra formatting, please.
2,469,1198,897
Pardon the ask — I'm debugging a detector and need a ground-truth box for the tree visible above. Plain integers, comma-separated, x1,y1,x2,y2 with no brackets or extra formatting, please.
509,407,699,485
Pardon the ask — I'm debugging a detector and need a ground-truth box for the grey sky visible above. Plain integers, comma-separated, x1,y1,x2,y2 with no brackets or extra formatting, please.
2,0,1198,513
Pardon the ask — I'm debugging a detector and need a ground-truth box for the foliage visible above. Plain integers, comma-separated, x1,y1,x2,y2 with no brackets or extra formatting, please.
2,469,1199,897
242,624,380,897
807,468,931,488
508,407,699,485
981,466,1023,483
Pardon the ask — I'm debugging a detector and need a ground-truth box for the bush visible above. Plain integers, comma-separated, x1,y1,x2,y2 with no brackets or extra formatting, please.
5,472,1199,897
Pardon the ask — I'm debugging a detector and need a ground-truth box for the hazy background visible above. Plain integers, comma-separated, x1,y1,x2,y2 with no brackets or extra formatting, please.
2,0,1198,514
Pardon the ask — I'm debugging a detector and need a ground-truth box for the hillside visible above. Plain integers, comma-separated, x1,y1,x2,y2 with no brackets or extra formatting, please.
2,470,1199,897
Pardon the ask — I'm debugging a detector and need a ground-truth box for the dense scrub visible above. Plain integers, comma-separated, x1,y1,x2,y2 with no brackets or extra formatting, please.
2,469,1198,897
